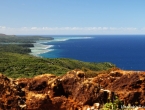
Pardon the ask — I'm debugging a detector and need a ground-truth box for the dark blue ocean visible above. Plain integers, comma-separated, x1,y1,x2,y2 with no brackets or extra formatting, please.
39,35,145,71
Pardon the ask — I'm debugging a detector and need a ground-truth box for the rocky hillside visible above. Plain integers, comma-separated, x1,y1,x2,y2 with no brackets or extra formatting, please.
0,69,144,110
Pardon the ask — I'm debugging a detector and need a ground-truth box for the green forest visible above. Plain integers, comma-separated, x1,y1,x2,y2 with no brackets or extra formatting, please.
0,34,116,78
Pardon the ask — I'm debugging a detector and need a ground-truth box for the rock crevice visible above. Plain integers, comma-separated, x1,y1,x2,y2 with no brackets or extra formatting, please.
0,70,144,109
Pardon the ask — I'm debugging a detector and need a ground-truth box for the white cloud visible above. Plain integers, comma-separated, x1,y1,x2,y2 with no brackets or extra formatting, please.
141,28,145,30
0,26,144,35
0,26,6,29
31,27,38,30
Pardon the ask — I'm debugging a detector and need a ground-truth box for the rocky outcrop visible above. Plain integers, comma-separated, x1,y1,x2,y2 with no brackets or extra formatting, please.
0,69,145,110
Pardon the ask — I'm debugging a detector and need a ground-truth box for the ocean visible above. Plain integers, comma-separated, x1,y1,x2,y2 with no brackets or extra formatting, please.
31,35,145,71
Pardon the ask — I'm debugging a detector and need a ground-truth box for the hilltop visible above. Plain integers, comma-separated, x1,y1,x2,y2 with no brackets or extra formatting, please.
0,69,144,109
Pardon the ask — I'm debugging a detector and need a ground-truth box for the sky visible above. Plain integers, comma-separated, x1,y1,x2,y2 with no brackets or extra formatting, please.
0,0,145,35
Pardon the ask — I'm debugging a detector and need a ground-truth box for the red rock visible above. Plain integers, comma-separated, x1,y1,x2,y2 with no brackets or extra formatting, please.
0,70,144,109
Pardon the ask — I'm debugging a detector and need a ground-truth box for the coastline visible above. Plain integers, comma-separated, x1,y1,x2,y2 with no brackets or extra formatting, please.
29,42,54,57
29,36,93,57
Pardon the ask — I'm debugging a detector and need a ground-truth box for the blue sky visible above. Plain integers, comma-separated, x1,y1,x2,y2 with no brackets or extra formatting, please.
0,0,145,35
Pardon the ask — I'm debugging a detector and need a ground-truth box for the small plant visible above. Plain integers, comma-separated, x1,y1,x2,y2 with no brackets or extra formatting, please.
102,96,122,110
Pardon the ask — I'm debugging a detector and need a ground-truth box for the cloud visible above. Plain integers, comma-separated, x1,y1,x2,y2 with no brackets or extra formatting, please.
0,26,144,35
31,27,38,30
141,28,145,30
0,26,6,29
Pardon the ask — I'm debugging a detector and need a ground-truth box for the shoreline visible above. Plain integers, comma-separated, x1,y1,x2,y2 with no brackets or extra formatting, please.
29,36,93,57
29,42,54,57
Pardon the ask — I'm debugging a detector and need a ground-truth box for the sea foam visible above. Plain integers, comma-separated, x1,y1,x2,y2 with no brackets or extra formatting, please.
29,43,54,57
